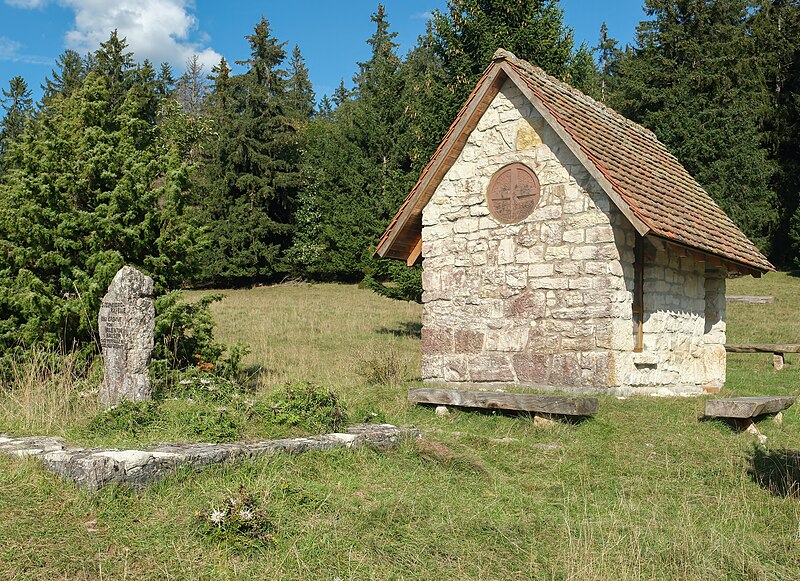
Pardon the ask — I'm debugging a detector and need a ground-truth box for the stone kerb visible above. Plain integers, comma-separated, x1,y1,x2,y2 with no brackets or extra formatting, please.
98,266,155,406
0,424,419,491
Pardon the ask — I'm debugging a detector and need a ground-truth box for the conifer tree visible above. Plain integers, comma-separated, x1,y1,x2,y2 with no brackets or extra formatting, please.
176,54,208,116
0,76,33,159
286,45,316,122
612,0,778,252
194,17,300,285
41,49,85,103
0,32,200,350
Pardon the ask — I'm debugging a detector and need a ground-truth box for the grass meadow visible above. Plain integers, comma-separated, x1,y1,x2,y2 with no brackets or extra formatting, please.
2,274,800,579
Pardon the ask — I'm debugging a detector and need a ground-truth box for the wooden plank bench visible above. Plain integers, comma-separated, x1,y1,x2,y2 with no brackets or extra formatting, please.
704,396,795,439
725,344,800,370
704,396,796,419
726,295,774,304
408,388,598,418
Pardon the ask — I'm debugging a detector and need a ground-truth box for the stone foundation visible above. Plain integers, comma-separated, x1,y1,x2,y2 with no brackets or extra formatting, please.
0,424,419,491
420,80,726,395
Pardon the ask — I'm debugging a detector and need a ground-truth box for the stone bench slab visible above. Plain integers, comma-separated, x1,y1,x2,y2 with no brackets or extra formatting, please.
0,424,419,492
704,396,796,419
409,388,598,416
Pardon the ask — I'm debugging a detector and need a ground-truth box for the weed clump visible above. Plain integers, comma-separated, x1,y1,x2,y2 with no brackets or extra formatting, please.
196,485,275,553
87,400,163,436
254,383,347,434
357,343,410,386
180,406,242,443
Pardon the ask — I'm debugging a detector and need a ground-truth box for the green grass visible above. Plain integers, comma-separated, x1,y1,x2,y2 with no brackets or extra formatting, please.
2,276,800,579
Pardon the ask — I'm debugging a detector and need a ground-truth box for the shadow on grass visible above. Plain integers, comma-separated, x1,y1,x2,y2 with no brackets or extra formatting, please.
747,446,800,497
415,403,592,425
377,321,422,338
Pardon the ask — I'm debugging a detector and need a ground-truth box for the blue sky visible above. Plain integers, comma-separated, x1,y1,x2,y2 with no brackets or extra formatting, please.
0,1,647,104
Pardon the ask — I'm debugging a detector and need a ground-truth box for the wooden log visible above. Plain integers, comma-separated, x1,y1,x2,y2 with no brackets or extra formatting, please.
725,295,774,304
724,344,800,354
704,396,796,419
408,388,598,416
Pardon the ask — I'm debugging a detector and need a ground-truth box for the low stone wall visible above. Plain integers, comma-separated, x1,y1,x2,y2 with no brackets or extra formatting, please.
0,424,419,492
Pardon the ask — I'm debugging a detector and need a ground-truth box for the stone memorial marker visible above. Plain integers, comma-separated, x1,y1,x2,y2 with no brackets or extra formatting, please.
98,266,155,406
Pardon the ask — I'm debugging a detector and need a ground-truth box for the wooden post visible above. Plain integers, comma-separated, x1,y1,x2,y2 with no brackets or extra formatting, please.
632,235,644,352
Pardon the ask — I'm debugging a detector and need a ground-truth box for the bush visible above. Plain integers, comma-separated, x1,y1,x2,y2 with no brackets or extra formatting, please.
86,399,163,436
253,383,347,434
152,291,248,376
181,406,242,443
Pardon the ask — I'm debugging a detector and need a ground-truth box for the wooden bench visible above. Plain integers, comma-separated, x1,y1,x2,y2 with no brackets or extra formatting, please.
726,295,774,304
725,344,800,370
408,388,598,419
704,396,795,438
704,396,796,420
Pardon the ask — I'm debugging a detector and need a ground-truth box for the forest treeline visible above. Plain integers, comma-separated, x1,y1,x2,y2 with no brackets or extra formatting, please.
0,0,798,353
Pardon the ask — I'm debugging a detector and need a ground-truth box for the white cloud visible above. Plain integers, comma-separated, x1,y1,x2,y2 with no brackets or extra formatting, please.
0,34,52,65
8,0,222,72
5,0,49,8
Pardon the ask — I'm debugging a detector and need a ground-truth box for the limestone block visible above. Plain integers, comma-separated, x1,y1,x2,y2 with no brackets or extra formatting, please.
498,238,515,265
99,266,155,406
443,356,469,382
540,222,564,244
485,327,529,352
545,246,571,261
562,228,585,244
513,352,550,384
468,354,515,382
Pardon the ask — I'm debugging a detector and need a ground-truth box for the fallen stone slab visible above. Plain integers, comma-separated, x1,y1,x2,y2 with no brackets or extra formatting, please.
704,396,796,420
0,424,419,492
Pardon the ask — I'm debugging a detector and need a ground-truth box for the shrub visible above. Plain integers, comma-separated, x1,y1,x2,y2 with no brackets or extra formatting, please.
254,383,347,434
196,485,275,553
182,406,242,443
86,399,163,436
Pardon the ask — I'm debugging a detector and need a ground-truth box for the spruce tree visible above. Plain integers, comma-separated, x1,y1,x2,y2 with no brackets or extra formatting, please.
0,76,33,159
612,0,778,253
195,17,300,285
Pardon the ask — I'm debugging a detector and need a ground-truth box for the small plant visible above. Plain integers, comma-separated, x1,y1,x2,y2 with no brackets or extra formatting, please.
170,368,246,405
184,406,241,443
254,383,347,434
196,485,275,552
357,343,410,386
86,399,163,436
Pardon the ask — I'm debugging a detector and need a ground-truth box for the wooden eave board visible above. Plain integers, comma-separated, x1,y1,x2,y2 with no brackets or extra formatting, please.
374,64,507,260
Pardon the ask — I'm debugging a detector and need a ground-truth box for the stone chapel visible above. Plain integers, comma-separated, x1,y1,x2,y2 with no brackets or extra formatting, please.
375,50,773,395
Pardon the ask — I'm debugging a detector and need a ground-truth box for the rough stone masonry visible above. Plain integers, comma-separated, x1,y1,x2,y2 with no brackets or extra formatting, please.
420,80,727,395
98,266,155,405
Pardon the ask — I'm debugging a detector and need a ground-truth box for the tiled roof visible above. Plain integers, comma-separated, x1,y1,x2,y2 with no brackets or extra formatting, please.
375,50,773,274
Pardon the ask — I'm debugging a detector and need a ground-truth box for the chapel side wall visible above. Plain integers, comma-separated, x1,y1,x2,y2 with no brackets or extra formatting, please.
612,249,721,394
420,80,634,390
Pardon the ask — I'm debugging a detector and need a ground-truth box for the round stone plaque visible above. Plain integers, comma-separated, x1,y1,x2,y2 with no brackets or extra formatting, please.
486,163,541,224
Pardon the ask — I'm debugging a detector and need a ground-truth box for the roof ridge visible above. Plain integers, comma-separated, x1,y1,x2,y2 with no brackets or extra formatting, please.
492,48,660,144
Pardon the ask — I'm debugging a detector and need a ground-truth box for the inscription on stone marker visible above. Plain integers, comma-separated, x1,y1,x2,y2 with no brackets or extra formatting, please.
99,301,126,348
486,162,541,224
